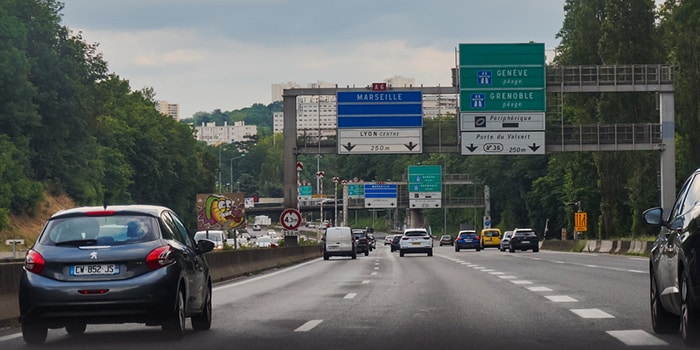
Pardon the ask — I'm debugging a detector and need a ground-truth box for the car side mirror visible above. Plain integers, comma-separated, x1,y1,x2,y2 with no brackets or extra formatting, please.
642,207,664,226
197,239,216,253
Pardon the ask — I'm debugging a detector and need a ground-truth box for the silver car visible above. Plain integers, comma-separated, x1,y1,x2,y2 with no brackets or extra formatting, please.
19,205,216,344
500,230,513,251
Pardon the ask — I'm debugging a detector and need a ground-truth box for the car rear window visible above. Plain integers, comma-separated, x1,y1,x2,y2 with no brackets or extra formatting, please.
514,231,536,236
404,230,427,236
40,215,159,246
459,233,476,238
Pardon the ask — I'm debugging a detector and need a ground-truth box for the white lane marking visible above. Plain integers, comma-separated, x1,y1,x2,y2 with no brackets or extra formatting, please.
571,309,614,318
482,269,495,272
344,293,357,299
527,286,553,292
214,258,320,291
545,295,578,302
295,319,323,332
498,275,517,279
374,262,380,265
489,272,505,275
473,266,486,270
511,280,533,285
0,333,21,342
374,267,379,270
606,330,668,346
361,280,370,284
370,272,378,276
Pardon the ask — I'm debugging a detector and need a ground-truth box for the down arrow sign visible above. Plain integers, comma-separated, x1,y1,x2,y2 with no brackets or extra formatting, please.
342,142,356,151
528,143,540,152
405,141,418,151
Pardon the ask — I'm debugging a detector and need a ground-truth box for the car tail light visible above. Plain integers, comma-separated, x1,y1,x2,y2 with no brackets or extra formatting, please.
423,236,430,240
475,236,481,240
25,250,45,274
146,246,175,270
402,237,409,240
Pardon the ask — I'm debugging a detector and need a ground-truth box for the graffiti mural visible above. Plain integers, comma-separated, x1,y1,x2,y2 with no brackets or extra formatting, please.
196,193,246,230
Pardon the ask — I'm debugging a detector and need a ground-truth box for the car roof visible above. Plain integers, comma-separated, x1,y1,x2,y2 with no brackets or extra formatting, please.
50,205,169,219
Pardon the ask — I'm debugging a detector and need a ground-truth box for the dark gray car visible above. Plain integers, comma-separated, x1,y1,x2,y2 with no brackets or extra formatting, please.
644,167,700,346
19,205,216,345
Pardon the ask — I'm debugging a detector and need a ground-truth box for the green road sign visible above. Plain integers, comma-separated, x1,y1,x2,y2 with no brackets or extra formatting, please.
459,43,546,113
408,165,442,192
348,183,365,198
460,90,546,112
459,66,545,90
459,43,545,66
299,185,313,197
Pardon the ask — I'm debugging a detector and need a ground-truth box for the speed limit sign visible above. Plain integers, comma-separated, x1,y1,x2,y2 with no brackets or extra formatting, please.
280,208,302,231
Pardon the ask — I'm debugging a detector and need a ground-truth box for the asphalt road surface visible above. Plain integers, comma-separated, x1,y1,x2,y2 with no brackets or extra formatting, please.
0,245,688,349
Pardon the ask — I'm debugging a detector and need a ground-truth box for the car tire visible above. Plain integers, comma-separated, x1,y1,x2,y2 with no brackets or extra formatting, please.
65,322,86,336
352,252,357,259
533,247,539,252
476,247,481,252
455,246,460,252
651,273,679,334
682,272,700,345
162,288,186,340
192,283,212,331
428,249,433,257
364,250,369,256
400,250,405,257
323,253,329,260
509,248,515,253
22,321,47,345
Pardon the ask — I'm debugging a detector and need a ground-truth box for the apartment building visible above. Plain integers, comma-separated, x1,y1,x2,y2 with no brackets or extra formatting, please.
194,121,257,146
156,100,180,119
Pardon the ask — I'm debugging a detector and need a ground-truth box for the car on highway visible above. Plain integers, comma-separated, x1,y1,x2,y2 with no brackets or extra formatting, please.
384,234,394,246
352,228,370,256
398,228,433,257
194,230,226,250
480,228,502,249
454,230,481,252
499,230,514,251
18,205,216,345
644,168,700,346
390,234,402,252
322,226,356,260
439,234,454,246
508,228,539,252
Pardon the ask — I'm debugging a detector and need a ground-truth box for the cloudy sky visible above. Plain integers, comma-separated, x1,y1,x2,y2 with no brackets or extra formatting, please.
60,0,572,118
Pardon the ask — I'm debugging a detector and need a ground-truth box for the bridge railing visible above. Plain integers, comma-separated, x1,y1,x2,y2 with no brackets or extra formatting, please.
546,123,662,146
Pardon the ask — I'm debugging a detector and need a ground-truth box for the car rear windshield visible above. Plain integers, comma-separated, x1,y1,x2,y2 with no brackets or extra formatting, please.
514,231,536,236
404,230,427,236
459,233,476,238
40,215,159,246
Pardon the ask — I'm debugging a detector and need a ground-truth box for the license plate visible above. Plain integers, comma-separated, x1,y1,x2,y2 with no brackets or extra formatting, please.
412,242,421,246
327,246,339,250
465,239,473,243
522,241,530,244
70,264,119,276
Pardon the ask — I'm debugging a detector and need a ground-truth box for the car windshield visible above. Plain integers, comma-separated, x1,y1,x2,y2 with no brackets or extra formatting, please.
515,231,536,236
40,215,158,246
459,233,475,238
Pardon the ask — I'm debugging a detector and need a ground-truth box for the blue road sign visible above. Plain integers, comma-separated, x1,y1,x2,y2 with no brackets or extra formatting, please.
337,91,423,129
364,184,398,198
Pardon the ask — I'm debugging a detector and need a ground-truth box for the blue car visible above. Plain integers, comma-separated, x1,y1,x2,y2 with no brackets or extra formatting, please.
455,230,481,252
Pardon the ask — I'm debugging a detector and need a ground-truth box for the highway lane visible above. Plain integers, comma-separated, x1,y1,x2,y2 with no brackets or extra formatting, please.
0,245,688,349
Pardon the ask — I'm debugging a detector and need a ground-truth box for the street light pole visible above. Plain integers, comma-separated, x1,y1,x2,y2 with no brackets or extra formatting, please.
230,154,245,193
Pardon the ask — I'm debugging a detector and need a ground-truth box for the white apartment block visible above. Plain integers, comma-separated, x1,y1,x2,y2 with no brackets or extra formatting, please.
156,100,180,119
194,121,257,146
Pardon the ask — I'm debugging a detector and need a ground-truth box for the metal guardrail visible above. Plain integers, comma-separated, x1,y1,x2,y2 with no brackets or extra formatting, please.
546,64,674,92
546,123,663,151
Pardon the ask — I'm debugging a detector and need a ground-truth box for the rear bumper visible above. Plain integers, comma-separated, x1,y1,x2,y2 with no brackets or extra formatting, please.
19,266,181,327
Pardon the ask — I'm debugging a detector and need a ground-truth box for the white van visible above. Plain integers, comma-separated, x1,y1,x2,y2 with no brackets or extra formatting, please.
194,230,226,250
322,226,356,260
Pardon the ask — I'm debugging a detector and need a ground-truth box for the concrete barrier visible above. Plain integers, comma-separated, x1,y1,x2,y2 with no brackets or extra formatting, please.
0,246,321,326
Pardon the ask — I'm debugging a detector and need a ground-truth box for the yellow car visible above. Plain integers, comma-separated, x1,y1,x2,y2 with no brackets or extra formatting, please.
480,228,502,249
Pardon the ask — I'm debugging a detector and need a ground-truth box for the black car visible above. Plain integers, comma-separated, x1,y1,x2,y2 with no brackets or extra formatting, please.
352,228,370,256
19,205,216,345
390,234,402,252
644,168,700,346
454,230,480,252
509,228,539,252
